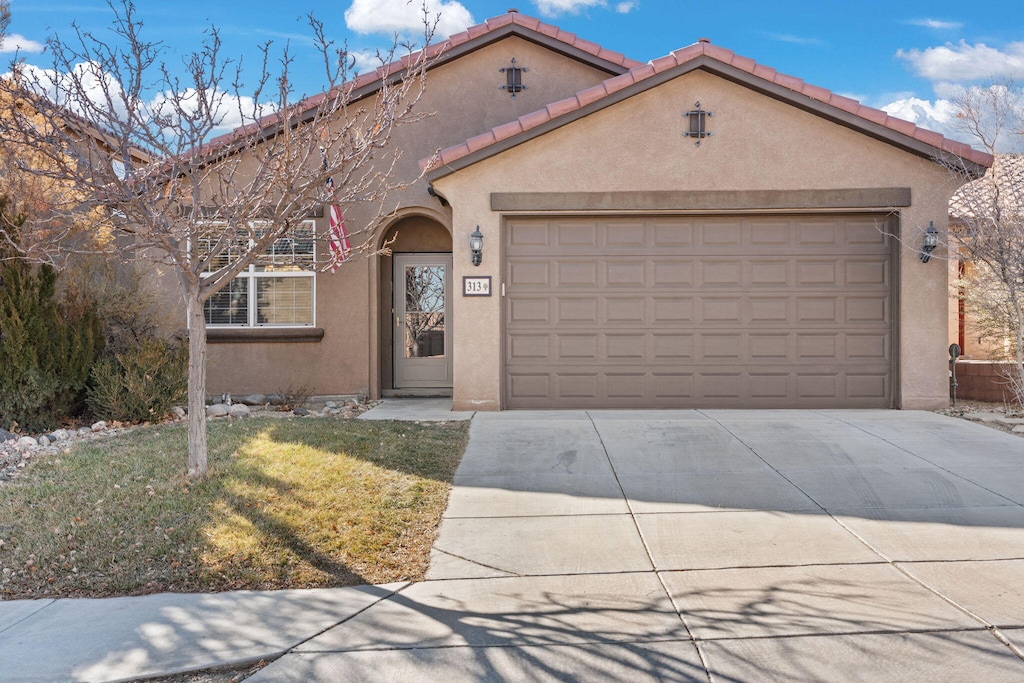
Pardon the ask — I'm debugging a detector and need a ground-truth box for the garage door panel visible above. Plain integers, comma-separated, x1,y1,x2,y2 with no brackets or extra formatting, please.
508,260,550,287
505,215,893,409
652,260,694,286
606,297,647,323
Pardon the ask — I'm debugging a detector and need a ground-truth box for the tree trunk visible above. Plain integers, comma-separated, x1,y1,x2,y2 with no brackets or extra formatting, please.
186,292,209,477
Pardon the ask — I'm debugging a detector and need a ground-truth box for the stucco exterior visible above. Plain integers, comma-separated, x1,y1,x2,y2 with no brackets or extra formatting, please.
431,67,969,411
194,10,989,410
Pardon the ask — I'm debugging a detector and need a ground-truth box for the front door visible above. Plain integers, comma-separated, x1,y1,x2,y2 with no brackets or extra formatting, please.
393,253,453,389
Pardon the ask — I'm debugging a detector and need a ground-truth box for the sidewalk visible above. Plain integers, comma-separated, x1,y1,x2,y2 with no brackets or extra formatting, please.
0,585,404,682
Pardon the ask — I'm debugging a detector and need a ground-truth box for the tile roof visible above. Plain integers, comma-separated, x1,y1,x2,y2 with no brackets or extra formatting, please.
422,38,994,175
950,154,1024,220
200,10,640,154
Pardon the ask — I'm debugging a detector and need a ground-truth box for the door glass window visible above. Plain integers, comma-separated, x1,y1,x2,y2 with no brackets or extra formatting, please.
404,265,446,358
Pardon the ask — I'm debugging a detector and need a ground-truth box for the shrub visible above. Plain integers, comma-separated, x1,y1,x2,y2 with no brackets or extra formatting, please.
87,338,188,422
0,198,105,432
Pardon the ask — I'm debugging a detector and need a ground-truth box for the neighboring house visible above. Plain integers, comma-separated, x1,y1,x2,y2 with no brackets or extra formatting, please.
200,9,990,411
948,154,1024,360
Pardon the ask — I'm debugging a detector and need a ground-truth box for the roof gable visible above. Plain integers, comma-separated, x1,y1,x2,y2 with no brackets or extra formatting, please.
201,10,639,153
423,39,993,179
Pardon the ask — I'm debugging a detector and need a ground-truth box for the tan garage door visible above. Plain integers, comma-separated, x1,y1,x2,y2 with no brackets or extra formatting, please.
504,214,894,409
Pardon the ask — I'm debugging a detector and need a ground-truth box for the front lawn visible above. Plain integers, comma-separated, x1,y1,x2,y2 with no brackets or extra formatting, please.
0,417,468,598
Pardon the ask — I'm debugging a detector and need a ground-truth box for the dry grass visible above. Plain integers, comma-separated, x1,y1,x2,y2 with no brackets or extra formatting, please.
0,417,468,598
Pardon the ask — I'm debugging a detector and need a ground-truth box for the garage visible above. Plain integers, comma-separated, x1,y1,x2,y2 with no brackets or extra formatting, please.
504,214,894,409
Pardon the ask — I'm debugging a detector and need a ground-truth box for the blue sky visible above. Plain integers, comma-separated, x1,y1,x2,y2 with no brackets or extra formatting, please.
4,0,1024,146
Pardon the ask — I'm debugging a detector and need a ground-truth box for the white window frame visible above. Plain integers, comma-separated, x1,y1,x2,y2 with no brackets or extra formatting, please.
202,219,317,328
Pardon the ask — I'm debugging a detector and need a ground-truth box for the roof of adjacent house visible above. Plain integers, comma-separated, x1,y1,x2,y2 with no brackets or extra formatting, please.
950,153,1024,220
422,34,994,179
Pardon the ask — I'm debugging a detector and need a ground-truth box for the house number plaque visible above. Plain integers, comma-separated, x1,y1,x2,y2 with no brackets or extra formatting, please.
463,276,492,296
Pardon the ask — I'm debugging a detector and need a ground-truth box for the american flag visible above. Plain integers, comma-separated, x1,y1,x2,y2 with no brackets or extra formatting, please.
323,149,351,272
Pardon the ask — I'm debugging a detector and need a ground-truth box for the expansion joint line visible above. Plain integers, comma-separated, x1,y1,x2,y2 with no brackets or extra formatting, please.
585,411,714,683
700,409,1024,664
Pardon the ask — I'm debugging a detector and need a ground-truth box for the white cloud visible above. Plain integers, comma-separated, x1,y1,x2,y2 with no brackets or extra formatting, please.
12,61,269,137
882,96,960,136
344,0,474,39
907,18,964,30
897,41,1024,82
615,1,638,13
349,49,382,76
533,0,606,18
0,33,45,54
882,85,1024,153
763,32,824,47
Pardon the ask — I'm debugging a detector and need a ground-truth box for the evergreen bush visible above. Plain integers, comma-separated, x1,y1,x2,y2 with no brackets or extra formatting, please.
0,197,105,432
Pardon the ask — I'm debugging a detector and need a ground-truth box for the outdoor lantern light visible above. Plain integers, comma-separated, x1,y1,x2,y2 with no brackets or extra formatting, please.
920,221,939,263
470,226,484,266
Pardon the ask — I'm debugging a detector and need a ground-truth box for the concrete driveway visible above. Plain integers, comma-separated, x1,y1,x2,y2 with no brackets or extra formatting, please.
252,409,1024,681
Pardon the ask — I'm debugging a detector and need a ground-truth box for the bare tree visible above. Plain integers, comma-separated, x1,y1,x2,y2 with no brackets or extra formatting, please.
947,81,1024,402
0,0,437,476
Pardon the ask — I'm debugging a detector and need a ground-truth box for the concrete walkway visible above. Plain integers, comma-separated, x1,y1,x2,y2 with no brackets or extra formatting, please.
4,405,1024,681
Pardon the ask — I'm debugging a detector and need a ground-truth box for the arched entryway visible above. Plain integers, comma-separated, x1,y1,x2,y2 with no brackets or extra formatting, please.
377,214,453,395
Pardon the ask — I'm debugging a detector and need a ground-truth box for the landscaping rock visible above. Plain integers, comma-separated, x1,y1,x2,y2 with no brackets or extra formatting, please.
37,436,50,447
173,406,186,419
206,404,230,418
239,394,267,406
324,401,338,409
228,404,251,418
0,429,15,443
49,429,69,442
345,400,359,409
1014,425,1024,434
292,407,310,416
16,437,38,450
91,421,107,432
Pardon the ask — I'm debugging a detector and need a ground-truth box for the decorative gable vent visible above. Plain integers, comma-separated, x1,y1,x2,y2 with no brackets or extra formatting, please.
683,101,712,146
500,58,528,97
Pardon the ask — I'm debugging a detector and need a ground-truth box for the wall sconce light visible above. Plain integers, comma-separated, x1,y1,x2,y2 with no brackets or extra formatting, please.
470,226,483,266
920,221,939,263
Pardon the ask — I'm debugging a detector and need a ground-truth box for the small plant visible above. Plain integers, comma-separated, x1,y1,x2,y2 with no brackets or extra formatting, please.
87,338,187,422
275,383,312,412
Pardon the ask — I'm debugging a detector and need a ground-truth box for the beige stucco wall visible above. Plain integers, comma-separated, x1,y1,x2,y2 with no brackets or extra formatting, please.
201,35,617,397
433,68,966,410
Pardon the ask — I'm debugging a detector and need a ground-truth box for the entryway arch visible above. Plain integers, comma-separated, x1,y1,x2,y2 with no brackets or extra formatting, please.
376,213,453,395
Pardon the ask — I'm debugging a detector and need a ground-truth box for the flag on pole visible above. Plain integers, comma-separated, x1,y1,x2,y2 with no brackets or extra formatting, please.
321,145,351,272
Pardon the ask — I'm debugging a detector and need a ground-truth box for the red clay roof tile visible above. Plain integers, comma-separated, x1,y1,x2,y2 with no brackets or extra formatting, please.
885,116,917,136
856,105,888,126
465,131,497,153
492,120,525,141
703,44,735,62
671,44,703,64
517,109,552,130
604,72,637,94
799,83,832,102
515,14,542,30
752,64,778,80
546,97,580,118
773,73,804,91
650,54,677,73
576,83,609,107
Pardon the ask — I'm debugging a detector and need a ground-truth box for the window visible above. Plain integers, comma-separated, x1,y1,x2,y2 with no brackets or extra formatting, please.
201,220,316,327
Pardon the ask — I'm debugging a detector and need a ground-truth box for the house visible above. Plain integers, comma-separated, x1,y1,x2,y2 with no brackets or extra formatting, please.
948,154,1024,361
201,9,991,411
